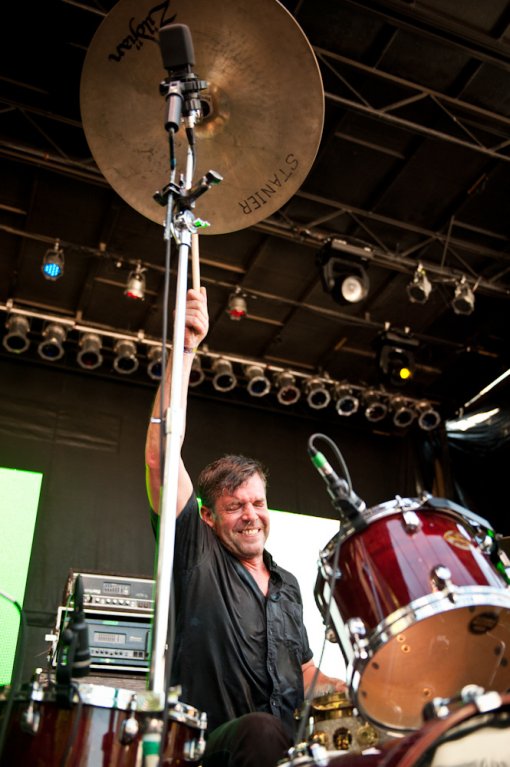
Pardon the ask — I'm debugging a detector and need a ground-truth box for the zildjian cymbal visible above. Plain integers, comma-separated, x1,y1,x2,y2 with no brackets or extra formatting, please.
80,0,324,235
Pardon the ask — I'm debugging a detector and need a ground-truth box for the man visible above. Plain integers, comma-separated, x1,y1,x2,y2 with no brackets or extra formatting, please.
145,287,346,767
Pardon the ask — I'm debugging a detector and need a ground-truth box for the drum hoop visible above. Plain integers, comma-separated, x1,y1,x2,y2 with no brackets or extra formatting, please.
379,693,510,767
9,683,174,712
319,496,494,558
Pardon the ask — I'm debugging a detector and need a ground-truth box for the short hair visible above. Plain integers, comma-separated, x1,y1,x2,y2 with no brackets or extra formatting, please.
198,454,268,509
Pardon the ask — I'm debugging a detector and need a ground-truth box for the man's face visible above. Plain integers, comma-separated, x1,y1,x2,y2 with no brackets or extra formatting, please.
201,473,270,561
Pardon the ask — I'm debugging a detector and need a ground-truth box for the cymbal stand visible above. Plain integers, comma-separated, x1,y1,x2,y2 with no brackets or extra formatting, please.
150,142,221,695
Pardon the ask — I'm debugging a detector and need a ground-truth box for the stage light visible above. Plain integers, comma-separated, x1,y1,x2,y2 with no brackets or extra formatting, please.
416,401,441,431
77,333,103,370
377,329,418,387
37,322,67,361
320,257,369,304
407,265,432,304
244,365,271,397
212,358,237,392
125,262,146,300
391,397,416,428
2,314,30,353
227,291,247,320
275,371,301,405
306,377,331,410
334,384,359,416
363,391,388,423
113,339,139,375
42,239,64,281
147,346,163,380
452,278,475,315
189,355,205,387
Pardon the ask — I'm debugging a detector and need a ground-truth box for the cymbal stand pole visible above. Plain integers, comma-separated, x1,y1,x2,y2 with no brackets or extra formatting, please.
149,162,222,695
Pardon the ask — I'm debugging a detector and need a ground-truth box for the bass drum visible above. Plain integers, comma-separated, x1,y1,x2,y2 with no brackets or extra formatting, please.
279,693,510,767
315,495,510,733
0,682,206,766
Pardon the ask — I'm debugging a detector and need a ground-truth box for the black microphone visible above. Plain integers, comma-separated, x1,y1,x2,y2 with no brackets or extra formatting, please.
158,24,204,133
69,574,90,678
308,445,366,526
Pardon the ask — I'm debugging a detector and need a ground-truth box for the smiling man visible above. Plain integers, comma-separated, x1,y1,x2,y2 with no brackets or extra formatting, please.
145,288,345,767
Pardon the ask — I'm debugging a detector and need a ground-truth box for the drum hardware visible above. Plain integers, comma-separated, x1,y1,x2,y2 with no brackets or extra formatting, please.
400,509,421,533
423,685,502,722
430,565,456,602
346,619,369,662
18,669,43,736
119,693,139,745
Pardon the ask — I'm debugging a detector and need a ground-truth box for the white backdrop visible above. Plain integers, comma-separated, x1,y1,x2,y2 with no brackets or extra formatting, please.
268,509,347,680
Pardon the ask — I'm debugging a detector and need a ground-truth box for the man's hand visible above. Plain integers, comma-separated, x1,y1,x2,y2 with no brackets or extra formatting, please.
184,287,209,350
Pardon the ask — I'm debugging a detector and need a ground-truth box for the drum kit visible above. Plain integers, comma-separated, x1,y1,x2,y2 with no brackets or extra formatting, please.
2,0,510,764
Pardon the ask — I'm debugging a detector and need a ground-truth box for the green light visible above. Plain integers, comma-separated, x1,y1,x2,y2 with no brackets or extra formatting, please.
0,467,42,684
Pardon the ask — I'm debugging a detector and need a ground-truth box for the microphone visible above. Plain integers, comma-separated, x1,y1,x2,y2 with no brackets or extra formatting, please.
158,24,205,133
69,574,90,678
308,444,366,526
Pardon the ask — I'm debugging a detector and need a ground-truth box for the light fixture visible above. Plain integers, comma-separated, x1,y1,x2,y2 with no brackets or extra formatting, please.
452,277,475,315
416,401,441,431
305,377,331,410
275,371,301,405
2,314,30,353
334,384,360,416
77,333,103,370
407,265,432,304
113,339,139,375
147,346,163,380
244,365,271,397
227,291,247,320
189,355,205,387
42,239,64,281
320,257,369,304
37,322,67,361
363,391,388,423
125,262,146,300
377,329,418,387
391,397,416,428
212,358,237,392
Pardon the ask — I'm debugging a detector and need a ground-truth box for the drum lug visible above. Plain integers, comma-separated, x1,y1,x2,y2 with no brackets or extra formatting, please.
400,509,421,533
20,668,44,735
346,618,370,661
430,565,457,602
184,710,207,761
119,694,139,745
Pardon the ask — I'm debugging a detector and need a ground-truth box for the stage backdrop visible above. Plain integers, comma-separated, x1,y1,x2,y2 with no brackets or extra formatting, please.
0,355,446,681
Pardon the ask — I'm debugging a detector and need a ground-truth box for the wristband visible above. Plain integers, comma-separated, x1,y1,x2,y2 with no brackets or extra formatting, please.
183,346,198,355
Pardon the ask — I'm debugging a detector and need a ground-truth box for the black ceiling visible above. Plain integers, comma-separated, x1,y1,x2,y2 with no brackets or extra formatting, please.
2,0,510,432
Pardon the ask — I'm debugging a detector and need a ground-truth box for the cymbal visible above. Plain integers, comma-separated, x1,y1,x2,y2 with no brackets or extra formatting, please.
80,0,324,235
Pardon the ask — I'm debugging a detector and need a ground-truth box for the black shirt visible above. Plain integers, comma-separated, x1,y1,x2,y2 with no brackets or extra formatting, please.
153,494,313,736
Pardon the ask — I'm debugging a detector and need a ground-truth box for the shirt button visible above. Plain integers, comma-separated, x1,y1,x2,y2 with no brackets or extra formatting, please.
270,593,281,602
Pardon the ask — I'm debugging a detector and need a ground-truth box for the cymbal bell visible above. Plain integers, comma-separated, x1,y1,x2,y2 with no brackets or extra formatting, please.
80,0,324,235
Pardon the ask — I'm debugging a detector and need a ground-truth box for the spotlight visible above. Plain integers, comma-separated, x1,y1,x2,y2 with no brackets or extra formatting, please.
452,278,475,315
227,291,247,320
407,265,432,304
391,397,416,428
37,322,67,361
334,384,360,416
147,346,163,380
42,239,64,281
363,391,388,423
2,314,30,353
212,358,237,392
189,355,205,387
377,329,418,387
416,401,441,431
125,262,146,300
113,339,139,375
320,257,369,304
275,371,301,405
77,333,103,370
244,365,271,397
305,377,331,410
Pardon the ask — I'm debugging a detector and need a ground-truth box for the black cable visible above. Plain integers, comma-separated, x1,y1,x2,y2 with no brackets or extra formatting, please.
0,590,27,762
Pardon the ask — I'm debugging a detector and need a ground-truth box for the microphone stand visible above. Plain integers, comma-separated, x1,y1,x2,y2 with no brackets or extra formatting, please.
149,89,221,696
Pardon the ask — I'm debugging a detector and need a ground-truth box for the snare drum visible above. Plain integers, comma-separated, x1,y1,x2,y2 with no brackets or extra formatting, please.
315,496,510,733
0,682,206,766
